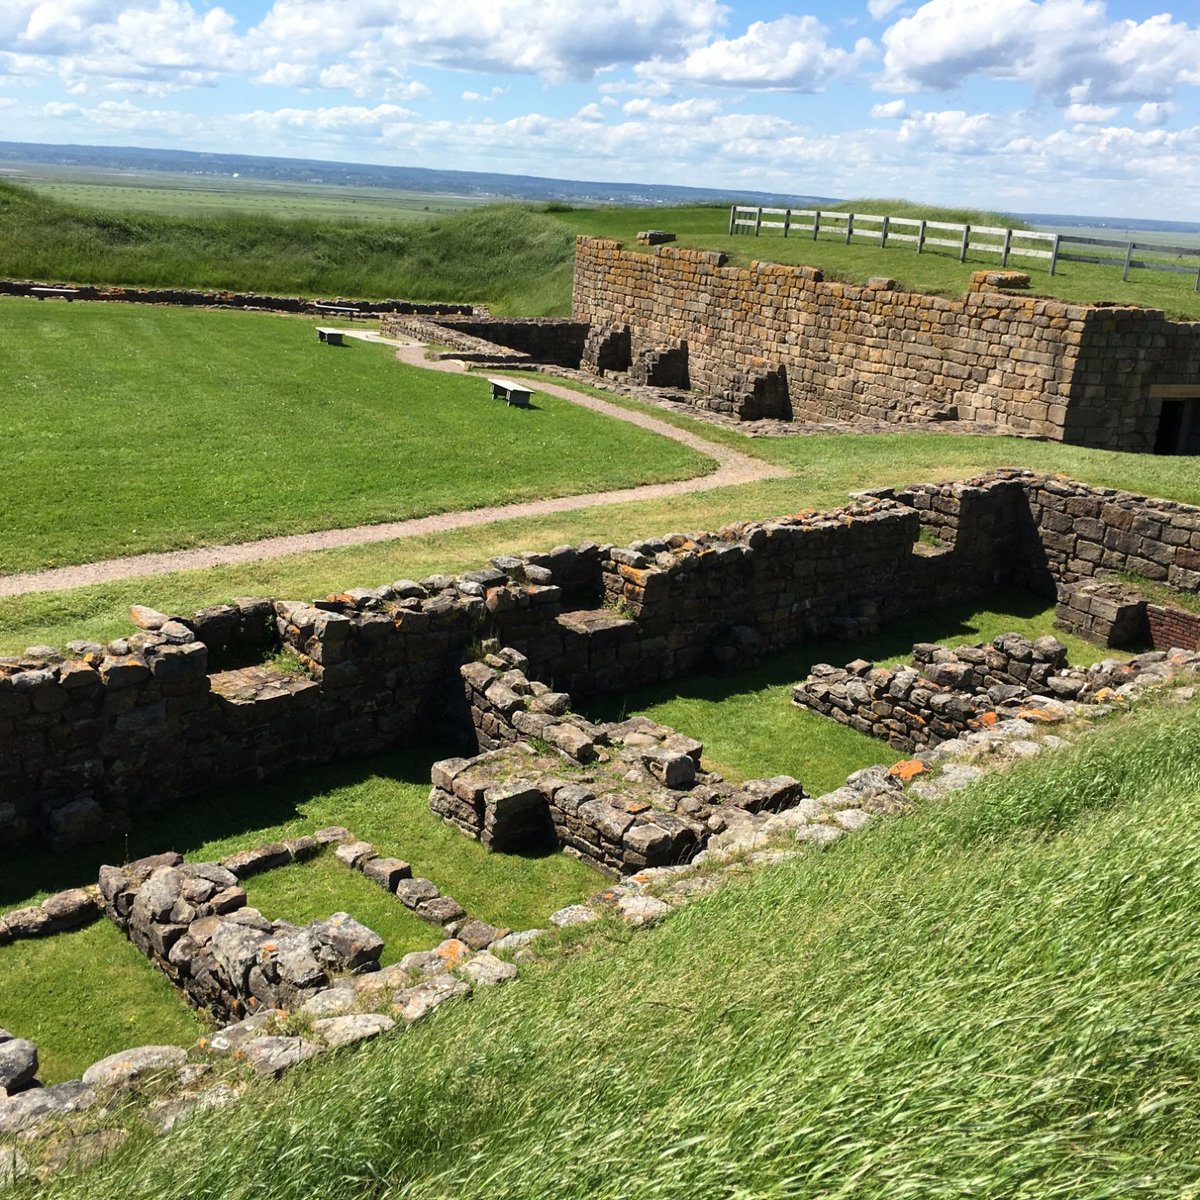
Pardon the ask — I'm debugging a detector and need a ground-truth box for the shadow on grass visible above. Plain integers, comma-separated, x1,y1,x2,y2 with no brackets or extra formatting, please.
0,746,446,907
587,589,1056,722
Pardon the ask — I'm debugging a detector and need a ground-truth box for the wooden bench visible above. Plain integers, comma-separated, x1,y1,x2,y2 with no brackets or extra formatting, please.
487,377,532,408
316,326,345,346
313,302,359,317
31,286,79,301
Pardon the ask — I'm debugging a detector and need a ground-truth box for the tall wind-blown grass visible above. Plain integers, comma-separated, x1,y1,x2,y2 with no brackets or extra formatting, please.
35,697,1200,1199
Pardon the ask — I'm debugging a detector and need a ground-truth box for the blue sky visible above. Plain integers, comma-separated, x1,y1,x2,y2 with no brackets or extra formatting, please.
1,0,1198,217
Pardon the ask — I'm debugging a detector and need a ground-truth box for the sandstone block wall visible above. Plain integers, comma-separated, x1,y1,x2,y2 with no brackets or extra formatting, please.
379,314,588,365
3,471,1198,851
571,236,1200,450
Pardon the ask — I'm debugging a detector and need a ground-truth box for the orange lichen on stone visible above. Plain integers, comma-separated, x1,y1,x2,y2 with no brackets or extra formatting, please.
979,711,999,727
1018,705,1066,723
888,759,928,782
434,938,470,967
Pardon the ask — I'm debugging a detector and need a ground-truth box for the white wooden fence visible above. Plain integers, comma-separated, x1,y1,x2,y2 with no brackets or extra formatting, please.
727,205,1200,290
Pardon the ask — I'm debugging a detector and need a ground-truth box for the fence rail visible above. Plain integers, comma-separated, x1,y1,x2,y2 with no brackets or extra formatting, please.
728,205,1200,290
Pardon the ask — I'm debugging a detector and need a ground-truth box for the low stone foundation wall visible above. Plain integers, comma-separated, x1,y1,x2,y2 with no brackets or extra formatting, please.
100,845,383,1024
379,313,588,365
793,633,1198,752
431,648,805,874
4,470,1199,851
0,279,473,316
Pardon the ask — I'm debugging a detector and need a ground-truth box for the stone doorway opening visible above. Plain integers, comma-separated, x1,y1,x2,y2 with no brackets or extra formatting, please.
1153,391,1200,454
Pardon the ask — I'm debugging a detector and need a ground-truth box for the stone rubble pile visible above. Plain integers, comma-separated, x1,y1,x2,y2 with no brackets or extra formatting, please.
793,634,1200,752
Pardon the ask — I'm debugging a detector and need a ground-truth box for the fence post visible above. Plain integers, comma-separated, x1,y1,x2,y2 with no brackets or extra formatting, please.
1049,233,1060,276
1001,227,1012,267
728,205,736,236
1122,240,1134,281
783,209,791,238
845,212,854,245
1195,263,1200,293
812,211,821,241
918,219,927,254
959,224,970,263
881,215,889,248
754,207,763,237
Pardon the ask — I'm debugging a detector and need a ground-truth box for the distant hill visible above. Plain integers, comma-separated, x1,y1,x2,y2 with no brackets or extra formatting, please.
0,140,838,210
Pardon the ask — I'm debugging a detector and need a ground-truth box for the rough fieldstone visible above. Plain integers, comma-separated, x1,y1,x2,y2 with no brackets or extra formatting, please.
361,857,412,890
313,1013,395,1049
311,912,384,973
549,904,600,928
82,1044,187,1089
393,975,471,1022
205,1010,287,1054
459,952,519,988
616,895,669,926
795,824,844,846
298,987,358,1018
394,877,440,908
243,1036,322,1077
0,1081,95,1135
489,929,544,955
0,1038,38,1092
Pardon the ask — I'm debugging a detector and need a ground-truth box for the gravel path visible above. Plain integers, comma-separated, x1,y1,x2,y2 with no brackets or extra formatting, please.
0,339,786,598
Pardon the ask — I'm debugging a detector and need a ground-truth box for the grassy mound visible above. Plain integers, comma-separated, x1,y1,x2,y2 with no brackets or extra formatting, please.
34,695,1200,1199
0,183,574,314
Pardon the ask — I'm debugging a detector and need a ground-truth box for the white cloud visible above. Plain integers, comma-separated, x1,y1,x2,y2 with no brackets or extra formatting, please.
896,107,1001,152
868,0,904,18
462,86,507,103
639,15,876,91
246,0,724,86
1135,100,1176,127
879,0,1200,107
1065,102,1119,122
870,98,906,117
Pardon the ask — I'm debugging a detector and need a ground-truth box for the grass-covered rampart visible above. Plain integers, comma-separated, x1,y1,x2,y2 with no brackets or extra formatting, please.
7,181,1200,317
0,183,574,314
26,692,1200,1199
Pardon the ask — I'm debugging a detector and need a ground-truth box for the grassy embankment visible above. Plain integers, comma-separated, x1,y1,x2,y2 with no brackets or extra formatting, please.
0,749,602,1083
0,182,574,315
21,693,1200,1198
0,297,709,575
6,181,1200,318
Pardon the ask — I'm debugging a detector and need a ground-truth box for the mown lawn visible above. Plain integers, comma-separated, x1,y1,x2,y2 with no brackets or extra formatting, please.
0,299,708,574
588,589,1119,797
0,749,602,1081
30,695,1200,1199
4,408,1199,655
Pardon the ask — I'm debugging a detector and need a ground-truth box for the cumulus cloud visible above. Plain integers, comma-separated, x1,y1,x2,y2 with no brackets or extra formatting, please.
868,0,904,18
639,15,876,91
870,98,906,117
1135,100,1176,127
879,0,1200,107
1065,101,1119,122
245,0,724,86
462,86,507,103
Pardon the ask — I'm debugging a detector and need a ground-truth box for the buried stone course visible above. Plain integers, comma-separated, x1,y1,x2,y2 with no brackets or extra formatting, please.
430,646,806,874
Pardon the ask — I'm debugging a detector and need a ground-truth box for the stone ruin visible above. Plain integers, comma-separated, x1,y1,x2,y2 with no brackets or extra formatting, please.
429,646,804,875
3,470,1200,855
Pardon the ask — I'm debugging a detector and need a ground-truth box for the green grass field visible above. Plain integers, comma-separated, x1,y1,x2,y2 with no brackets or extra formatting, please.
25,693,1200,1198
0,299,708,574
3,165,484,223
7,180,1200,317
0,749,601,1082
4,385,1199,654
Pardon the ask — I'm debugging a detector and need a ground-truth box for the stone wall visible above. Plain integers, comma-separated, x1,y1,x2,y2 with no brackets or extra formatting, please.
0,279,473,316
4,470,1198,851
100,847,382,1024
378,314,589,366
571,236,1200,449
431,647,805,874
1055,579,1200,651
